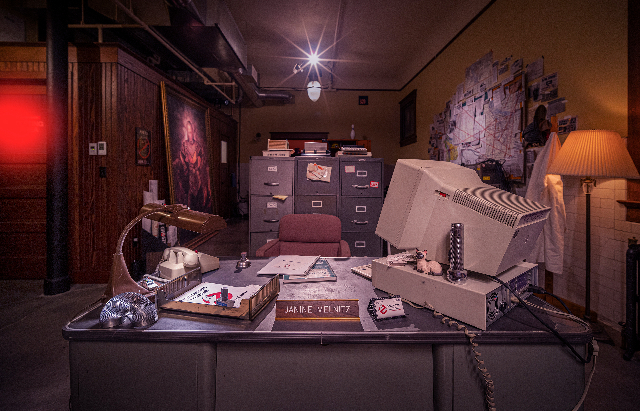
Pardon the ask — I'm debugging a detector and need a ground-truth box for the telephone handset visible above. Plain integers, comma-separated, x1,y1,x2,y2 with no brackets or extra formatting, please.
158,247,220,280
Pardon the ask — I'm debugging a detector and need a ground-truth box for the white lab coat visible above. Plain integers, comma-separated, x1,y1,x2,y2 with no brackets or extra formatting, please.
525,132,566,274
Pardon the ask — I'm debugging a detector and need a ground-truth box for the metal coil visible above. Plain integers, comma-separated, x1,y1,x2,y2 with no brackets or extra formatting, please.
100,292,158,328
447,223,468,285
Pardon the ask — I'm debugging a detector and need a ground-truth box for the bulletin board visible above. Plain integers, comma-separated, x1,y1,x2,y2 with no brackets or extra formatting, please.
429,52,569,184
429,52,526,181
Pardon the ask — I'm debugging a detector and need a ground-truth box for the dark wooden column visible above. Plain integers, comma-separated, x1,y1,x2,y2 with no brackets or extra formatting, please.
44,0,71,295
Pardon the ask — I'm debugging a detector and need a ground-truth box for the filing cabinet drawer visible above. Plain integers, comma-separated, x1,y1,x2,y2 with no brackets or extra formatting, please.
339,197,382,232
250,195,294,232
294,195,338,216
295,157,340,195
250,157,295,196
341,232,383,257
250,231,279,257
340,157,383,197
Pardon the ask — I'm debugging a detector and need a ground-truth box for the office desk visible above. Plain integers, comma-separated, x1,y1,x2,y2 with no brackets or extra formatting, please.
64,257,591,411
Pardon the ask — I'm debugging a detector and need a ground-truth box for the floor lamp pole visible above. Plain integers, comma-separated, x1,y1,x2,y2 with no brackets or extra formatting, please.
583,177,594,322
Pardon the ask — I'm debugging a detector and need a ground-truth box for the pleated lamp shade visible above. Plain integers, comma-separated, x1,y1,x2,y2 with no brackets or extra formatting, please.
547,130,640,179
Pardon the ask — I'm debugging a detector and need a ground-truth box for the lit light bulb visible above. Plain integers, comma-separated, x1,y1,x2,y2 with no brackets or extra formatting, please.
307,80,321,102
309,53,319,66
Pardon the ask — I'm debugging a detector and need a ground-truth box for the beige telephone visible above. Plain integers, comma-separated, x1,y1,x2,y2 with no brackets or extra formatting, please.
158,247,220,280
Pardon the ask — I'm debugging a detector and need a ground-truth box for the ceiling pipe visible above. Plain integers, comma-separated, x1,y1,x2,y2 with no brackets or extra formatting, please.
230,68,263,107
112,0,238,103
327,0,346,91
255,87,295,103
111,0,290,107
232,68,294,106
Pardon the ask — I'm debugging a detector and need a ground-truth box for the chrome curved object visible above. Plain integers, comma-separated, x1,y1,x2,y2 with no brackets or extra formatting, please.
447,223,468,285
99,292,158,328
236,251,251,269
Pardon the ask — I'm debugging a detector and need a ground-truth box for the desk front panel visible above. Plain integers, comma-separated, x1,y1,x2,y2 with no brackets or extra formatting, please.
64,257,591,411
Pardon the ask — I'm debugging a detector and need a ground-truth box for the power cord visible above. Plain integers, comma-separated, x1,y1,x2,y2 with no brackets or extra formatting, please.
488,275,590,364
571,340,599,411
521,298,598,411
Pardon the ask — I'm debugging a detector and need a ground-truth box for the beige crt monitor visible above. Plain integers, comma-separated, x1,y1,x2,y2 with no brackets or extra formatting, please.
376,159,550,276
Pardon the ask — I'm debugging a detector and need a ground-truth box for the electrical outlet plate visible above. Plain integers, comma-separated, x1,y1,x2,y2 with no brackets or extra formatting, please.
89,143,97,155
97,141,107,155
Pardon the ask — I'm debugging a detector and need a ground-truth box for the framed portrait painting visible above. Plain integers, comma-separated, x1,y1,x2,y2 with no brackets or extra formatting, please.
161,81,213,217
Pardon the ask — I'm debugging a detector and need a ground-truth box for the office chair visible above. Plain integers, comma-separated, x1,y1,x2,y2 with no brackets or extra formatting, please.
256,214,351,257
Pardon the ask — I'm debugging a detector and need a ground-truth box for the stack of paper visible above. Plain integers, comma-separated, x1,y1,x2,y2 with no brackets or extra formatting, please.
257,255,320,276
282,258,338,283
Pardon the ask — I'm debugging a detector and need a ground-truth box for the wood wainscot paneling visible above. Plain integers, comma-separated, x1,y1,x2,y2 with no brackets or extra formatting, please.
67,43,237,283
0,46,47,279
0,43,237,282
68,44,172,283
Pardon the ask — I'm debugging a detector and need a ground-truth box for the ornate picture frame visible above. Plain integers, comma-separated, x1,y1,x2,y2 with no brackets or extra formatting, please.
161,81,213,215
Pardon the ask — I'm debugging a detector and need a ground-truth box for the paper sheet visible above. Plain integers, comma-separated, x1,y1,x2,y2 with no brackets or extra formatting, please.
176,282,262,308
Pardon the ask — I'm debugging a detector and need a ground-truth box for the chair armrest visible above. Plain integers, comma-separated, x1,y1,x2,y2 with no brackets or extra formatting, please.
256,239,281,257
339,240,351,257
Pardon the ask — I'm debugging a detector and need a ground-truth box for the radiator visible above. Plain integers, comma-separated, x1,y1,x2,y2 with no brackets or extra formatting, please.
624,243,640,360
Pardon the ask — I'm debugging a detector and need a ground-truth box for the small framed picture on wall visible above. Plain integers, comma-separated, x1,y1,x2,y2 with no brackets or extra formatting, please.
136,127,151,166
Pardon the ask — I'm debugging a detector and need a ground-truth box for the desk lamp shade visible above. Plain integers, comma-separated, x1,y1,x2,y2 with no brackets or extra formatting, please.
546,130,640,179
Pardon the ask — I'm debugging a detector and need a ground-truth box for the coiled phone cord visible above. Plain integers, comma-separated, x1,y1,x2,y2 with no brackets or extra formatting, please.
400,297,497,411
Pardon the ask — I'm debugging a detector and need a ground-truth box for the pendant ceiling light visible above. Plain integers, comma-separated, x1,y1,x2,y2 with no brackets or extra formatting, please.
307,71,321,102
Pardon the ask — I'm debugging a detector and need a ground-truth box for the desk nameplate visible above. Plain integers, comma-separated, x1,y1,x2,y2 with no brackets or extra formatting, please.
275,299,359,320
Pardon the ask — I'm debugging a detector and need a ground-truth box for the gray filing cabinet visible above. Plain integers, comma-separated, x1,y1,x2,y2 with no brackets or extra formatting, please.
249,157,295,256
249,155,384,257
339,157,383,256
294,156,339,216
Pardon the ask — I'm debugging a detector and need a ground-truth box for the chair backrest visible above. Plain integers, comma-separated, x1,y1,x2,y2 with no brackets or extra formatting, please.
277,214,345,257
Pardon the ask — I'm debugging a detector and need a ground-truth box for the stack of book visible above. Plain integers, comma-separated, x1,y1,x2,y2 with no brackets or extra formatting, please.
263,139,294,157
336,145,371,156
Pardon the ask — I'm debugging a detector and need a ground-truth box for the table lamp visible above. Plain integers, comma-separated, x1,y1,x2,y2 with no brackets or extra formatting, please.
103,203,226,301
546,130,640,321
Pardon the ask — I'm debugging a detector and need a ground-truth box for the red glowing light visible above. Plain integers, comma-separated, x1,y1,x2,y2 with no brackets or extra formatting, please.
0,98,46,156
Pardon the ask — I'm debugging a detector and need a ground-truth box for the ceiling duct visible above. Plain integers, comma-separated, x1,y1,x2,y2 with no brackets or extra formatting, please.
96,0,292,107
153,0,248,72
255,88,295,104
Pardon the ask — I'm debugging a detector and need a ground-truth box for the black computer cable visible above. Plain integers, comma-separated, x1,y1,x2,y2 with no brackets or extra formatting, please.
487,274,590,365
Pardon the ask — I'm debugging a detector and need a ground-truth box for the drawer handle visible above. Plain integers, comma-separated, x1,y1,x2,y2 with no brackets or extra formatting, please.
264,182,280,186
352,184,369,189
263,219,279,223
352,220,369,225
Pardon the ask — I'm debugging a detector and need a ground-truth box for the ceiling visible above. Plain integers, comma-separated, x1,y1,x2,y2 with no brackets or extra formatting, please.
225,0,493,91
5,0,495,102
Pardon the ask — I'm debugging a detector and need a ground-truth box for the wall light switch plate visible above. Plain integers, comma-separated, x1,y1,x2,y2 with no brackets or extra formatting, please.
89,143,97,155
97,141,107,155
